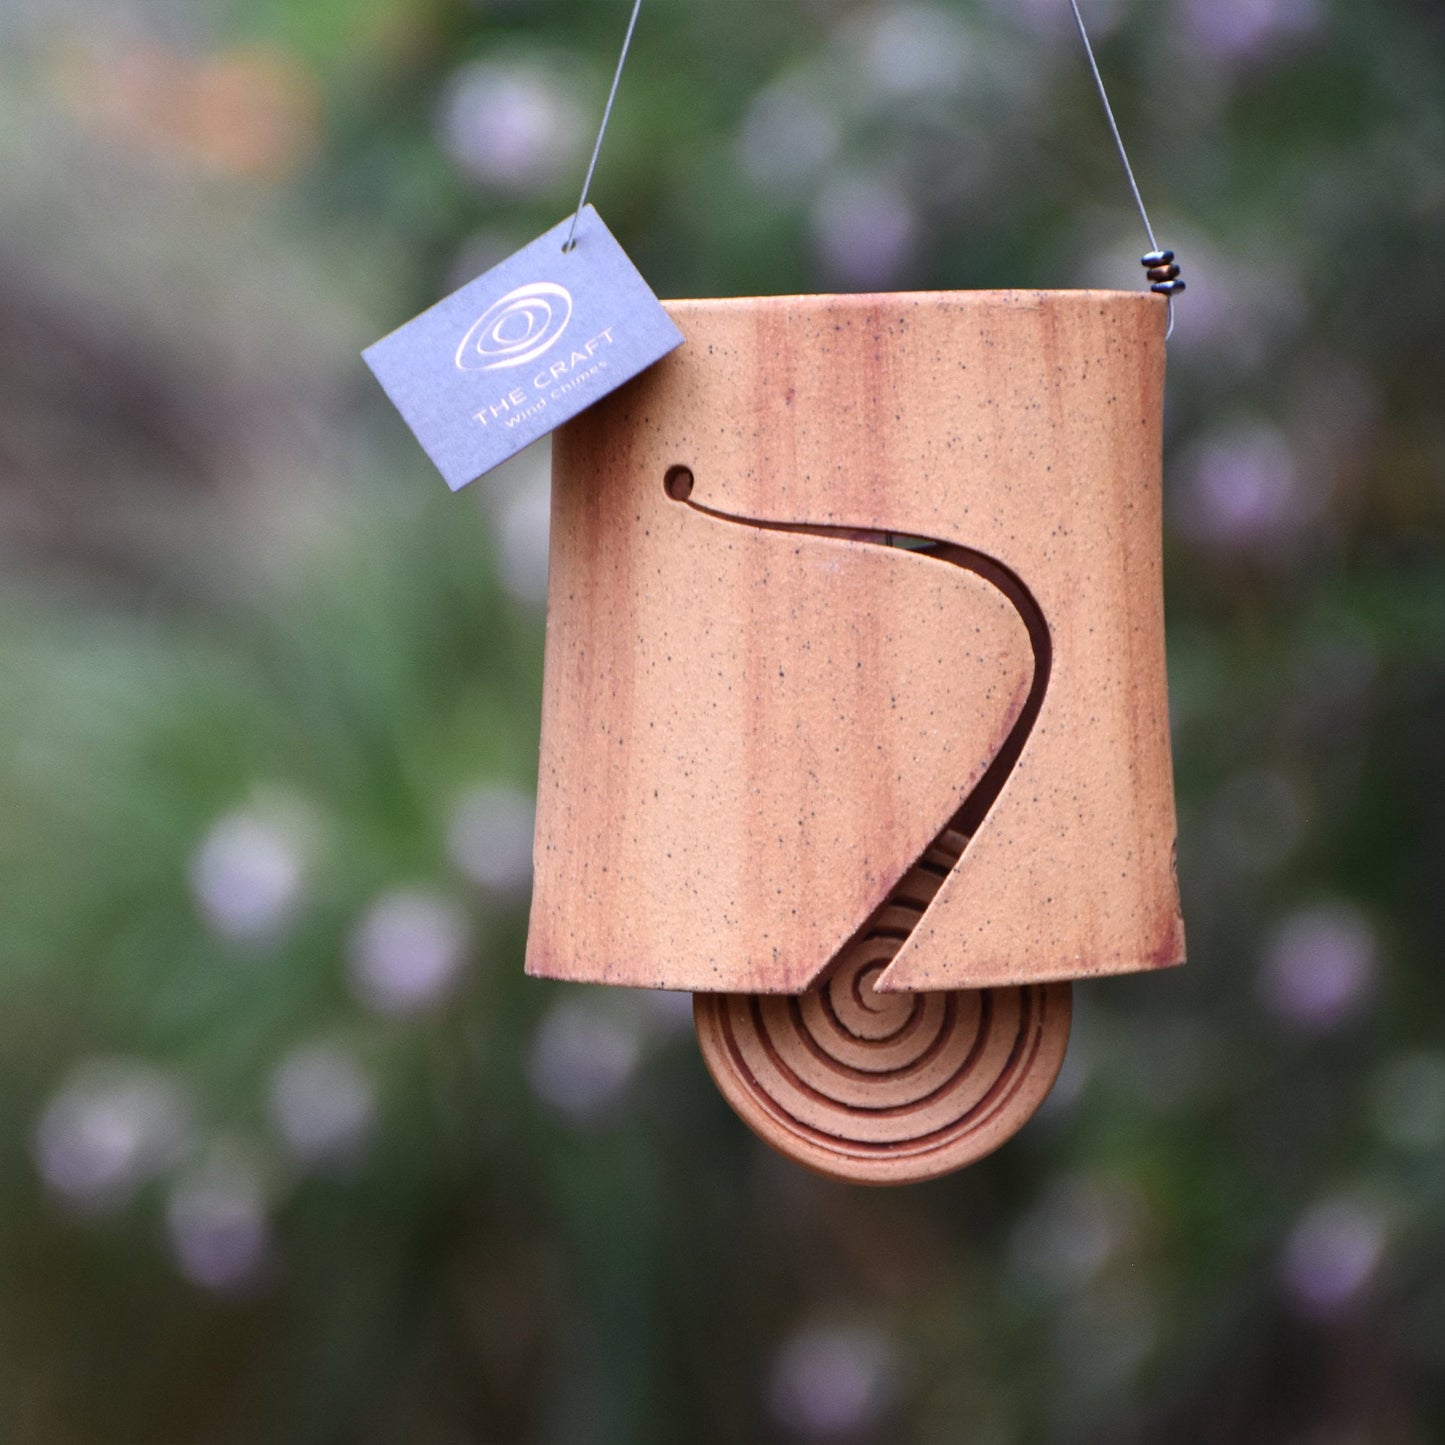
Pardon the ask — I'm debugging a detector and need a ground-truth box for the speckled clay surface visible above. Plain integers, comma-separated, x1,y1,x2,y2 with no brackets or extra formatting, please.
526,290,1185,995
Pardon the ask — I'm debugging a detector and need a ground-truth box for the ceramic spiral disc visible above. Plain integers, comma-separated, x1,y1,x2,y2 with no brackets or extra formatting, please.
693,954,1071,1185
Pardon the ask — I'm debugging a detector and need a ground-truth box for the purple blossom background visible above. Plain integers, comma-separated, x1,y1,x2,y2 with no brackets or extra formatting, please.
0,2,1442,1443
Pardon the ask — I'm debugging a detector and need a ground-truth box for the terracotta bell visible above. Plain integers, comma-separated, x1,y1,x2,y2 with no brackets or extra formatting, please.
526,289,1185,1184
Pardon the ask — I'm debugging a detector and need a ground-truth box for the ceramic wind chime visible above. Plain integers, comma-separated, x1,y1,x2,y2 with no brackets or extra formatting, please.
367,1,1187,1184
527,288,1185,1183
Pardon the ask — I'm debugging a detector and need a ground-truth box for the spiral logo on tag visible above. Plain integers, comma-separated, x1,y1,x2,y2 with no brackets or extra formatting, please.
455,282,574,372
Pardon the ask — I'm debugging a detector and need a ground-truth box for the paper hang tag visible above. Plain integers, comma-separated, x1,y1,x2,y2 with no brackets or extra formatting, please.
363,206,684,492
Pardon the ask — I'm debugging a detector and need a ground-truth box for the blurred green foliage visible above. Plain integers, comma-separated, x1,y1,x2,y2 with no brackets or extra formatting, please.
0,1,1443,1442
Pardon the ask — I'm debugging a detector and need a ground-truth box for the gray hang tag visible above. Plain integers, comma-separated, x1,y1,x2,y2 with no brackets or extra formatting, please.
363,205,684,492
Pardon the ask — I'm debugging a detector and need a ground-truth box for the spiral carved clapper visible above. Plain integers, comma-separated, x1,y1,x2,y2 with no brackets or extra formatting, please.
526,289,1187,1185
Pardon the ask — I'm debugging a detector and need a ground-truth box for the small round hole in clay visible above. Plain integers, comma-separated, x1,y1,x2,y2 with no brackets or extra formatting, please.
663,465,694,501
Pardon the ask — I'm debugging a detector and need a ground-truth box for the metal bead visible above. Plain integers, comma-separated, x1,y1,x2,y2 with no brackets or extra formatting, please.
1147,263,1182,283
1151,278,1186,297
1141,249,1175,268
